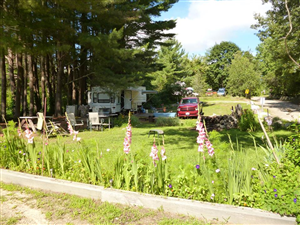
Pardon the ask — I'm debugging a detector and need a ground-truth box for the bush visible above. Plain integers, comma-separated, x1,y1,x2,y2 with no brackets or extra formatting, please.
155,117,180,126
113,114,140,127
238,109,260,132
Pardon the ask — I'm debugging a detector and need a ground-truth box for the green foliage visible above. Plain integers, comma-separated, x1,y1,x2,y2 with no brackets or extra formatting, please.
259,161,300,218
238,109,260,132
155,117,180,126
253,1,300,96
114,115,140,127
206,41,240,90
285,122,300,167
227,51,262,96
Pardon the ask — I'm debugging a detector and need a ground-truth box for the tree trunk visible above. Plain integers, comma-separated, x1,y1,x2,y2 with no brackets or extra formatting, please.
7,49,15,116
14,53,23,120
27,54,34,116
23,53,28,116
41,56,46,111
33,58,41,112
0,53,6,122
46,54,55,115
55,50,63,116
72,65,77,105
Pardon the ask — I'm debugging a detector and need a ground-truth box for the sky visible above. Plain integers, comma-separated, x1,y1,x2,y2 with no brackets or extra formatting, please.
158,0,272,56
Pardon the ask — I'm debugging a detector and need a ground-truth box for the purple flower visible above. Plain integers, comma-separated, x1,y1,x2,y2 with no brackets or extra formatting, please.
168,184,172,188
294,198,297,203
196,165,200,169
38,151,41,155
4,145,6,148
275,194,278,198
274,189,277,192
19,151,22,154
37,158,40,161
23,153,26,156
264,190,266,193
273,176,276,178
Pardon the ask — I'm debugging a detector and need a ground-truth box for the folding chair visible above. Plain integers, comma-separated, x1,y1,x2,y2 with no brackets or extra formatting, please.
66,112,84,131
36,113,68,137
88,112,102,131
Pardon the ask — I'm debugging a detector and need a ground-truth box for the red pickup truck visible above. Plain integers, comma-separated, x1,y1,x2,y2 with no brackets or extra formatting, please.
177,97,200,118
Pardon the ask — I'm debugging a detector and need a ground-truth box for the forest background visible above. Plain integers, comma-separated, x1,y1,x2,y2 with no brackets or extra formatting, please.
1,0,300,121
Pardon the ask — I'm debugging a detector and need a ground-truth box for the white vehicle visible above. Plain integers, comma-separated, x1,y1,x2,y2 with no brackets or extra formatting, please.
87,86,156,115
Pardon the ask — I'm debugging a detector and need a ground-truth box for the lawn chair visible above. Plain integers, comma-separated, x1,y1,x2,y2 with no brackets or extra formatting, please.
36,113,68,137
66,112,84,131
88,112,102,131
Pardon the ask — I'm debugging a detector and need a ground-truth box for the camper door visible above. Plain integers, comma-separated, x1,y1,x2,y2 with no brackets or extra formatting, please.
124,90,132,110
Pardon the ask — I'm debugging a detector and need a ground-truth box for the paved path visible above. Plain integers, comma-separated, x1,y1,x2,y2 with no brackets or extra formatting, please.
251,97,300,121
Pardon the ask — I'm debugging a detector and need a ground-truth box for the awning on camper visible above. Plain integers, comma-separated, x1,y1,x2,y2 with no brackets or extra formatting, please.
142,90,158,94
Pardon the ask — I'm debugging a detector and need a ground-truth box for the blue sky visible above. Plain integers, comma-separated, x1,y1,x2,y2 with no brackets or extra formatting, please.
158,0,271,56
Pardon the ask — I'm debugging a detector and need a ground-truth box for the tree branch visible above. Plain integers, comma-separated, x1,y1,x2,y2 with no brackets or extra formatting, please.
284,0,300,68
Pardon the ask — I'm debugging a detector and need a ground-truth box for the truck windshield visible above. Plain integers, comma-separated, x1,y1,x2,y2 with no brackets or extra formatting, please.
181,99,197,104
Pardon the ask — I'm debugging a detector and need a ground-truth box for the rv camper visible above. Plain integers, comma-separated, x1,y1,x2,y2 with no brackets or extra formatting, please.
87,86,156,115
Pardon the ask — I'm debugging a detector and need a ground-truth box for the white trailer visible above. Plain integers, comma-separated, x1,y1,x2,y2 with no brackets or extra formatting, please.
87,86,156,115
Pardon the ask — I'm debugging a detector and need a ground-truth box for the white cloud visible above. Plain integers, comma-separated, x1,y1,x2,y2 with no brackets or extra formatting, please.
168,0,271,54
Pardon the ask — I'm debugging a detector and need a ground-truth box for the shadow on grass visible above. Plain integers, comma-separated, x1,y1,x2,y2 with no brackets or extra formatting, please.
215,128,292,150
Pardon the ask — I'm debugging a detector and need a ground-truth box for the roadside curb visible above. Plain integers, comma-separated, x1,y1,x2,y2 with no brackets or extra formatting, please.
0,169,296,225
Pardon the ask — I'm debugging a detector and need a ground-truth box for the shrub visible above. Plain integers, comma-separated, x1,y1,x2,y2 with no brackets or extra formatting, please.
238,109,260,132
259,161,300,219
155,117,180,126
114,114,140,127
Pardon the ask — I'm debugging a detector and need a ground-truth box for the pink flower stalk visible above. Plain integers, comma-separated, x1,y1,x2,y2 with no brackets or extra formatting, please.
67,121,74,135
17,129,22,137
123,137,130,154
123,117,132,154
150,143,159,166
206,140,215,156
160,146,167,161
24,128,34,144
196,121,215,157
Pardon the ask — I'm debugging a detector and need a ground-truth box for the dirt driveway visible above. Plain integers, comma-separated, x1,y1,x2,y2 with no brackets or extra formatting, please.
251,97,300,121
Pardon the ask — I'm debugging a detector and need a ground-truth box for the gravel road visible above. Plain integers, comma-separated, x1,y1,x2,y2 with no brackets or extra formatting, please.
251,97,300,121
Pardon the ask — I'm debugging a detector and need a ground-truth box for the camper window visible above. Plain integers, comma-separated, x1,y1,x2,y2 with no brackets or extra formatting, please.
93,93,98,103
98,93,110,103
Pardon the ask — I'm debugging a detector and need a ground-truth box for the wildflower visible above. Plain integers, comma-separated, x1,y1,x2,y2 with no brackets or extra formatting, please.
78,160,81,163
23,128,34,144
19,151,22,154
17,129,22,137
123,115,132,154
195,165,200,169
160,146,167,161
212,180,214,184
273,175,276,178
45,142,48,146
294,198,297,203
274,189,277,192
216,169,220,173
150,143,159,166
265,164,269,167
107,149,110,152
76,137,81,142
251,167,256,171
168,184,172,188
275,194,278,198
66,150,69,153
211,193,215,199
23,153,26,156
206,140,214,156
264,190,266,193
37,158,40,161
38,151,41,155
